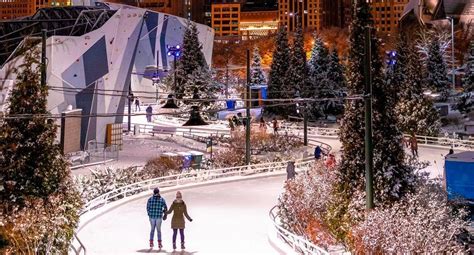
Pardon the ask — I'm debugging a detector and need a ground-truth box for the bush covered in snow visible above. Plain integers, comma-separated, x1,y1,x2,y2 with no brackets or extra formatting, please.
217,131,303,154
350,178,471,253
74,158,186,204
277,162,473,253
278,162,339,249
0,179,82,254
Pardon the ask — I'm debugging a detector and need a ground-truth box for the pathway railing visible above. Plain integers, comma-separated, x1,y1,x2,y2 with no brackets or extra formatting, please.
70,126,335,254
80,159,314,215
282,124,474,149
269,206,329,255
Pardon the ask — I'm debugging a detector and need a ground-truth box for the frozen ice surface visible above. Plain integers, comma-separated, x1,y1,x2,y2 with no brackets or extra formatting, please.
77,176,287,255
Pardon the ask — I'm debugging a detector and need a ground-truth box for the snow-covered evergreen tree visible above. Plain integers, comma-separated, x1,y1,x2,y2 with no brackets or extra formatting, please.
251,47,266,85
0,46,81,254
267,26,291,116
337,1,415,205
307,35,330,118
396,41,440,136
288,22,307,93
324,50,346,115
463,40,474,92
164,22,218,109
424,37,450,100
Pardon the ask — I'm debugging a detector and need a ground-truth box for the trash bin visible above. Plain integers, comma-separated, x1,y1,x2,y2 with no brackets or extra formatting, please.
177,152,192,169
226,100,236,110
188,151,204,169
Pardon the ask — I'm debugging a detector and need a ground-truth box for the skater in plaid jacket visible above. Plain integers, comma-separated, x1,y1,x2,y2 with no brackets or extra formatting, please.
146,188,167,249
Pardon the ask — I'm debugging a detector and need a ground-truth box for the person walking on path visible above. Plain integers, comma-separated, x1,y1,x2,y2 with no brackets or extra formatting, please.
286,160,296,180
410,135,418,157
146,188,168,249
228,118,235,131
314,145,322,160
325,154,336,169
146,105,153,123
167,191,193,250
259,117,266,132
272,118,279,135
135,97,141,112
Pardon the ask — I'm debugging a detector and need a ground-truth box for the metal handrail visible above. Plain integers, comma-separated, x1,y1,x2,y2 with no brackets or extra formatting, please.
70,232,86,255
80,159,314,214
70,128,334,254
269,206,329,255
281,124,474,149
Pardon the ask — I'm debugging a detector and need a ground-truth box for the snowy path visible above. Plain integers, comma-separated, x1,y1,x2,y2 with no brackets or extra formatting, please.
77,175,287,255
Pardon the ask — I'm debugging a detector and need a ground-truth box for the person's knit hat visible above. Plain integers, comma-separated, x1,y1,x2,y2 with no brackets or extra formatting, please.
153,188,160,195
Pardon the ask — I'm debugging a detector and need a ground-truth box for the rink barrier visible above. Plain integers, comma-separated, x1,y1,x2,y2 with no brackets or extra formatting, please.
269,206,329,255
70,140,332,255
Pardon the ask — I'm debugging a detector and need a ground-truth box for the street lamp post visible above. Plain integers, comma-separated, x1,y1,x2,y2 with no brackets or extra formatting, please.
363,26,374,210
447,16,455,91
164,44,181,109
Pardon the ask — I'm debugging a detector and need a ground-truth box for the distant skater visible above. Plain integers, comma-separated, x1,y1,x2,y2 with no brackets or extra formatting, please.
146,188,168,249
167,191,193,250
135,97,141,111
314,145,322,160
286,160,296,180
146,105,153,123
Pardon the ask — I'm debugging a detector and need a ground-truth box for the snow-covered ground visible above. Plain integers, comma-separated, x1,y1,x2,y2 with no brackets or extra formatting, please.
73,114,455,254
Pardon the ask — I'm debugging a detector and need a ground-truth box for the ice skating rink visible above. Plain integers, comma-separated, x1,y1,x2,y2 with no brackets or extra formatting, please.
77,175,288,255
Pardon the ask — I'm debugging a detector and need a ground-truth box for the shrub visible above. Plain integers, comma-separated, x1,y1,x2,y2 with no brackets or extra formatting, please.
0,179,82,254
278,163,339,249
143,157,182,177
350,178,471,253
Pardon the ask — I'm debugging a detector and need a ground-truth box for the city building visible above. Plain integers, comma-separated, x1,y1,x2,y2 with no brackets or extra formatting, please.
322,0,352,28
211,2,241,38
369,0,408,35
240,10,278,40
104,0,208,24
278,0,323,32
0,0,72,19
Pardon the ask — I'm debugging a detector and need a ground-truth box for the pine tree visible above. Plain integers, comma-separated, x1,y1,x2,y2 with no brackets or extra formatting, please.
287,22,307,93
396,40,440,136
454,40,474,115
251,46,266,85
165,22,217,108
267,26,291,116
424,37,450,100
0,49,69,201
325,50,346,115
337,2,415,205
0,47,81,253
307,35,330,118
463,40,474,92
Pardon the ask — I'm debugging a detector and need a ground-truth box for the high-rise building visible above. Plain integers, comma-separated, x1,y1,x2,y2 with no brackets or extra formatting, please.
0,0,72,19
211,3,240,38
369,0,408,35
322,0,352,28
278,0,323,32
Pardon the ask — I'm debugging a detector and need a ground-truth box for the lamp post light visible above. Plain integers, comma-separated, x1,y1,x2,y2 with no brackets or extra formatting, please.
447,16,455,91
164,44,181,109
